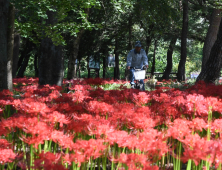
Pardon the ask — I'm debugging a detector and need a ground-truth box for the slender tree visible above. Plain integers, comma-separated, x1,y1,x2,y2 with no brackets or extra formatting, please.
177,0,189,81
67,8,90,80
39,10,64,86
17,39,34,78
196,17,222,83
202,9,221,70
7,3,15,91
0,0,11,91
114,39,120,79
12,34,20,78
162,37,178,80
151,40,157,76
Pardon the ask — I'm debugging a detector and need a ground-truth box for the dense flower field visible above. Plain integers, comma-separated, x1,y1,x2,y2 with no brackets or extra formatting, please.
1,77,222,170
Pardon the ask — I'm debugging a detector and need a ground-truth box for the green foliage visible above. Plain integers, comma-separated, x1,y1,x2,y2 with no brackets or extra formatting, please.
15,0,215,80
12,0,100,45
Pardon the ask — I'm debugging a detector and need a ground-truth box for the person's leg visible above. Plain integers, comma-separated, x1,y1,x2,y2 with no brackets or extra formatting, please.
139,79,145,91
129,68,135,84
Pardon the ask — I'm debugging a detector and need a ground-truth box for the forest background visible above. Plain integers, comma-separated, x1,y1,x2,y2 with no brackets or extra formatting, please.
0,0,222,90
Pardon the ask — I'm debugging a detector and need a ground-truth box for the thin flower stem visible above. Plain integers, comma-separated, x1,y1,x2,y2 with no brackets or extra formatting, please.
71,162,75,170
162,155,165,170
44,140,48,152
186,160,192,170
177,141,182,170
90,157,94,170
48,139,52,152
206,108,212,170
111,147,115,170
98,157,101,170
38,143,41,154
87,160,90,170
30,144,33,170
102,157,107,170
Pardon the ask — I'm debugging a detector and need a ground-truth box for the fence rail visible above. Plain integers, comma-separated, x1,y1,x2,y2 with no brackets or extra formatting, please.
146,72,177,79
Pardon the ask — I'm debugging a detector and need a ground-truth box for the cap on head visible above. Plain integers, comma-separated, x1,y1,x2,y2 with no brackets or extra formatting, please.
135,41,142,47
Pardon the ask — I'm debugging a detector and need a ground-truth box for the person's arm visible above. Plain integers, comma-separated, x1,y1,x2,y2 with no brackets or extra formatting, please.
142,51,148,68
127,51,132,69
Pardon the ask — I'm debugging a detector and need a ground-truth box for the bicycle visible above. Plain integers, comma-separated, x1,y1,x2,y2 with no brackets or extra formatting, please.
132,65,147,90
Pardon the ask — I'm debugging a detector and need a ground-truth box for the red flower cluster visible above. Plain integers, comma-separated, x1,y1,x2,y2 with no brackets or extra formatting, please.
0,78,222,169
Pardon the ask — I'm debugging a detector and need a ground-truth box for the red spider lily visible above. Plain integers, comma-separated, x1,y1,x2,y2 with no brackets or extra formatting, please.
189,118,207,132
63,153,85,167
72,139,107,159
0,149,17,164
106,130,130,146
46,90,62,101
66,113,94,134
0,139,10,149
137,129,168,157
50,130,74,149
102,93,118,104
186,94,210,116
114,153,158,170
132,92,150,106
13,77,39,85
22,121,52,136
63,140,107,166
12,98,51,115
87,118,116,137
0,99,13,108
41,111,71,127
0,108,3,114
214,141,222,168
21,135,47,149
167,118,192,141
85,100,114,116
71,90,89,103
34,152,67,170
0,89,13,97
125,113,155,130
212,119,222,135
181,134,215,165
1,114,38,131
69,84,92,91
0,123,10,136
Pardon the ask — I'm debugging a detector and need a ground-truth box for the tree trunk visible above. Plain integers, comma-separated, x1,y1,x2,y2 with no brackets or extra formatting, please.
51,45,64,85
151,40,157,76
12,34,20,78
128,15,133,50
34,53,38,77
140,23,154,55
162,37,177,80
145,36,152,55
0,0,9,91
125,16,133,80
7,3,14,91
67,8,89,80
103,56,106,79
17,54,31,78
177,0,189,81
17,39,34,78
114,40,120,79
78,59,81,78
39,10,64,86
196,17,222,83
67,30,85,80
202,9,221,71
87,57,90,78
